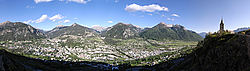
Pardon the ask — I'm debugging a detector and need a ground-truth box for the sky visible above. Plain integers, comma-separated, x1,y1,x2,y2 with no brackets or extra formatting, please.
0,0,250,33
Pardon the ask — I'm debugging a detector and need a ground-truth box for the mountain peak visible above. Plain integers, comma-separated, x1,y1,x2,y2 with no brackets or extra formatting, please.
159,22,166,24
0,21,12,25
71,23,80,27
3,21,11,23
141,22,202,41
116,22,132,26
156,22,173,28
56,25,65,28
103,22,141,39
173,24,185,28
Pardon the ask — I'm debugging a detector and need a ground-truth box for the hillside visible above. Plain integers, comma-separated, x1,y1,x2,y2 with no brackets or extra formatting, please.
0,21,45,41
46,23,98,38
140,22,203,41
165,32,250,71
0,49,110,71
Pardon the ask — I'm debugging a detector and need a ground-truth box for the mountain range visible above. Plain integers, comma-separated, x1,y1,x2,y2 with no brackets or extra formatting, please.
234,27,250,32
0,21,202,41
1,24,249,71
198,32,207,38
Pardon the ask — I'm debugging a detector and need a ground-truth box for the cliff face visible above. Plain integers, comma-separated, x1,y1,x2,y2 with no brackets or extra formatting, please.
170,33,250,71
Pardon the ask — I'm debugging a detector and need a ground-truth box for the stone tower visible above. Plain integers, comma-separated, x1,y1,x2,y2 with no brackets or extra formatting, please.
219,19,224,33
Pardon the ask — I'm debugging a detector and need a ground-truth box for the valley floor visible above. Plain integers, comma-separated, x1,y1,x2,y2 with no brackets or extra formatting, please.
0,35,198,66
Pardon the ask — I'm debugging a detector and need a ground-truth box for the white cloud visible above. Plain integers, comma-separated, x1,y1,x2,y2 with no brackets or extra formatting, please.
125,4,168,12
49,14,64,22
26,5,35,8
67,0,90,4
63,20,70,23
167,18,175,21
23,20,33,24
171,14,180,17
161,15,166,17
148,14,153,16
35,15,48,23
34,0,53,3
107,21,113,23
74,18,78,20
115,0,119,3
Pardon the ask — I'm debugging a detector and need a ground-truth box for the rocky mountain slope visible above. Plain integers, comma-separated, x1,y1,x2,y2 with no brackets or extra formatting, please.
0,21,45,41
46,23,98,38
101,23,142,39
140,22,202,41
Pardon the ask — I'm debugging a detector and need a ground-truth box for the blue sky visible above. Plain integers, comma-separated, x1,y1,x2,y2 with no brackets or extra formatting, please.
0,0,250,32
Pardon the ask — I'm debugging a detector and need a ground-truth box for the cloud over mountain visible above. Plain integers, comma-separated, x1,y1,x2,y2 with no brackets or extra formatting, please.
34,0,53,3
34,0,90,4
63,20,70,23
125,4,168,12
23,14,68,24
171,14,180,17
35,14,48,23
107,21,113,23
49,14,64,22
67,0,90,4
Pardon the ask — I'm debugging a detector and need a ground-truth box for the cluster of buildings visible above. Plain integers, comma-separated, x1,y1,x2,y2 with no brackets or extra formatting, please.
1,35,196,66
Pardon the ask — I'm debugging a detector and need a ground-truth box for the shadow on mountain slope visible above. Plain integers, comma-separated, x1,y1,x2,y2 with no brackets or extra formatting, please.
0,49,116,71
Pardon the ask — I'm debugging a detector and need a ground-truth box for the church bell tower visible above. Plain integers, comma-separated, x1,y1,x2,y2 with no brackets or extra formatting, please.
219,19,224,33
